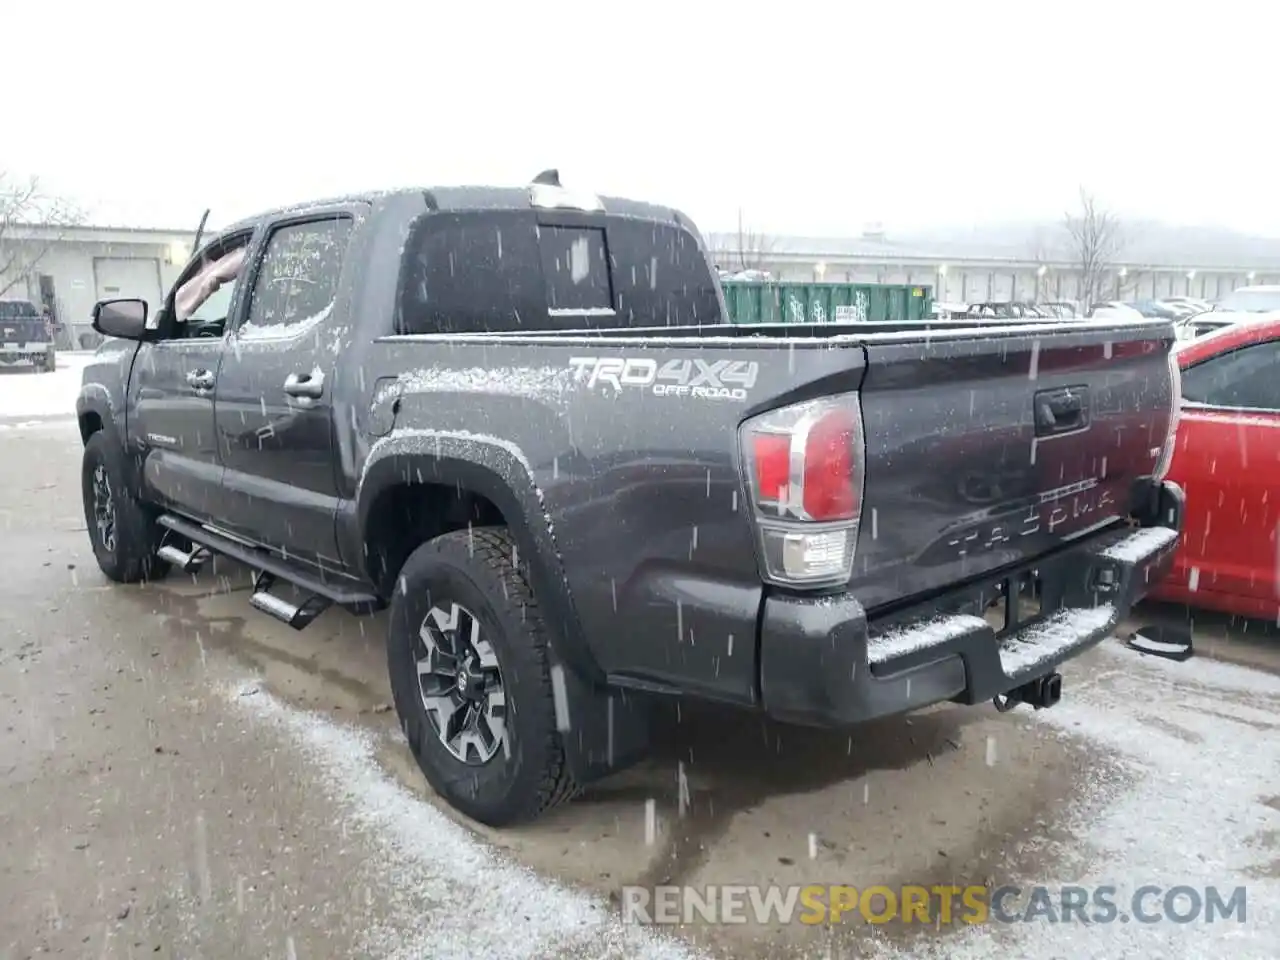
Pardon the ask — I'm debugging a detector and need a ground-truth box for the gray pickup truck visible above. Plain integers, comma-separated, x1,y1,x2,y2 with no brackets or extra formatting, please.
0,298,55,372
76,174,1184,825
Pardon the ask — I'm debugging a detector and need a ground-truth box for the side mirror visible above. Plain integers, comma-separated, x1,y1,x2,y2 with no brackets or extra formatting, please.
92,299,149,340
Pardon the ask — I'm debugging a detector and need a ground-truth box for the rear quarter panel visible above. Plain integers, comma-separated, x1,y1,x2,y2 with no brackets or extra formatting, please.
352,333,866,705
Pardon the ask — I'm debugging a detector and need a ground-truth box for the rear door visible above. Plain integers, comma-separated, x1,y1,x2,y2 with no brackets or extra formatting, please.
213,208,359,569
1168,336,1280,612
851,323,1178,612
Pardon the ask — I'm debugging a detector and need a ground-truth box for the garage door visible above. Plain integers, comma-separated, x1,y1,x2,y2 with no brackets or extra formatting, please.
94,258,164,315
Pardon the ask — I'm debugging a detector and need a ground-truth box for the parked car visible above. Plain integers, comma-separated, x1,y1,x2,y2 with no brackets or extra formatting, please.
929,300,971,320
719,268,773,283
1152,301,1202,319
1125,300,1184,320
1173,315,1235,342
1152,316,1280,619
1212,285,1280,314
77,178,1184,826
1089,301,1146,321
1175,286,1280,340
1162,296,1212,317
1038,301,1082,319
957,301,1057,320
1162,296,1208,320
0,298,56,372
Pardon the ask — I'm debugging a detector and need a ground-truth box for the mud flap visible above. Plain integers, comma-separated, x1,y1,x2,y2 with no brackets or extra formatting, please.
1125,623,1194,661
550,652,652,785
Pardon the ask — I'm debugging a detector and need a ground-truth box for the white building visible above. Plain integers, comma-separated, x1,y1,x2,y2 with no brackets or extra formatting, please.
706,225,1280,306
1,223,196,347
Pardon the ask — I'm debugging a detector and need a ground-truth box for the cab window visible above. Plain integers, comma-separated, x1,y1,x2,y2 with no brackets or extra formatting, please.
162,234,253,340
1181,340,1280,410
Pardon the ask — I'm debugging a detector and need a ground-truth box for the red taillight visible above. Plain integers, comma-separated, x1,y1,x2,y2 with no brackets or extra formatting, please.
752,433,792,507
802,408,858,521
740,393,865,587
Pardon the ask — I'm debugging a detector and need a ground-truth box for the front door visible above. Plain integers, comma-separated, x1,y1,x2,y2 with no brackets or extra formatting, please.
214,211,357,570
129,236,251,521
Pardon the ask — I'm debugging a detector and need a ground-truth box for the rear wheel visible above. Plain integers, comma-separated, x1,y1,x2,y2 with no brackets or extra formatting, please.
81,432,170,583
387,527,578,825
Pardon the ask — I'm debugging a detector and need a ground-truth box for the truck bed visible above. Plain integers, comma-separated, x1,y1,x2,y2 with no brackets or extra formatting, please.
361,316,1177,705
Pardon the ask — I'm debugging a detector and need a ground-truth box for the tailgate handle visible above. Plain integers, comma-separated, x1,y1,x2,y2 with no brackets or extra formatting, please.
1034,387,1090,436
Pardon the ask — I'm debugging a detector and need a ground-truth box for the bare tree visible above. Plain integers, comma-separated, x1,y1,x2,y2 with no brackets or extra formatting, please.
1062,187,1123,310
731,207,776,273
0,173,84,300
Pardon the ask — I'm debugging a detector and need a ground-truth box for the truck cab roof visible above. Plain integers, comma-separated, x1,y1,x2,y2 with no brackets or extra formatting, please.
219,185,689,238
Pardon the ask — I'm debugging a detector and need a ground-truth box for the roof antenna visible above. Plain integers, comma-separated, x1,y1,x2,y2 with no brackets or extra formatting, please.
531,169,561,187
191,208,211,255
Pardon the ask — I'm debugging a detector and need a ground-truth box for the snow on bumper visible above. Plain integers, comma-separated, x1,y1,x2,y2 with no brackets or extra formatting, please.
0,342,50,365
758,482,1184,727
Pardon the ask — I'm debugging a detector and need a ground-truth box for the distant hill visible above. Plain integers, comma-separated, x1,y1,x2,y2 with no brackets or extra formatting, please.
884,220,1280,269
707,220,1280,269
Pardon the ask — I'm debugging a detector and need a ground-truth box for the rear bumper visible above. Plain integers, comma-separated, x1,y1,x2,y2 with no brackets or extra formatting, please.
759,480,1184,727
0,343,51,364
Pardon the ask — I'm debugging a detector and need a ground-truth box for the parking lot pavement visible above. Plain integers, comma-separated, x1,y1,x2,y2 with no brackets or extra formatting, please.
0,353,94,428
2,423,1278,959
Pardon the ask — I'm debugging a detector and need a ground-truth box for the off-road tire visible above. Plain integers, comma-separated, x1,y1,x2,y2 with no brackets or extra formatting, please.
387,527,579,825
81,431,170,583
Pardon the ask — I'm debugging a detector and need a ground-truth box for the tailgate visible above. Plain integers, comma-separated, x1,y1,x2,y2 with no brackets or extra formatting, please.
0,318,47,343
851,321,1177,612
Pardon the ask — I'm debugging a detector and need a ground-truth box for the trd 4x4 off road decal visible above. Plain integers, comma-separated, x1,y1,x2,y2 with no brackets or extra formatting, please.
568,357,759,401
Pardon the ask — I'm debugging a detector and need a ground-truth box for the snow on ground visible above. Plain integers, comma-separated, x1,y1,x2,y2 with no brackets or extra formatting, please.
0,352,94,422
230,638,1279,959
885,641,1280,959
228,682,702,960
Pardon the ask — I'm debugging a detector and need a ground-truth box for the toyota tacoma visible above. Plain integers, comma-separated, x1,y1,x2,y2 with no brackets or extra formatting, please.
76,174,1184,825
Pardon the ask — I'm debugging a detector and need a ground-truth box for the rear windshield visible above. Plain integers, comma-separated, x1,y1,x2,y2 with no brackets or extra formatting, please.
397,211,723,334
0,301,39,319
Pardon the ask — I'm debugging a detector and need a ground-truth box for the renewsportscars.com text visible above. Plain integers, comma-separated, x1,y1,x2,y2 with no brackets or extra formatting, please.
622,883,1248,926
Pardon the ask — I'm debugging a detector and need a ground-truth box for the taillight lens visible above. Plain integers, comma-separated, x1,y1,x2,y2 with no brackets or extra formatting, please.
740,393,865,587
1152,347,1183,481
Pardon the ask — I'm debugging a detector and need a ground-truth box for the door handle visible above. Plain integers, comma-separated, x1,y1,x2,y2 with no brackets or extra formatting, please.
186,369,216,391
284,370,325,399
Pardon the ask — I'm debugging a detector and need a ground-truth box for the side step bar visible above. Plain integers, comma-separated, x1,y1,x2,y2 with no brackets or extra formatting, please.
158,541,209,573
155,514,380,631
249,571,332,630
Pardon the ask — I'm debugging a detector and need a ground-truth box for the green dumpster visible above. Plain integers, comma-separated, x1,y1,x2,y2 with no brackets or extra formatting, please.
721,282,932,325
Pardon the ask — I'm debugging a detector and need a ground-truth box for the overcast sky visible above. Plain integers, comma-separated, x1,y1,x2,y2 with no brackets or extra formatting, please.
7,0,1277,237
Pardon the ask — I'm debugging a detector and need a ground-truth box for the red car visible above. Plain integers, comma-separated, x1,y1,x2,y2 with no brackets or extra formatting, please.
1152,316,1280,619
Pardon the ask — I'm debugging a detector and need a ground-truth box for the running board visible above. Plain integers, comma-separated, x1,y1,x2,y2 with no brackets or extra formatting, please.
154,514,381,619
249,571,331,630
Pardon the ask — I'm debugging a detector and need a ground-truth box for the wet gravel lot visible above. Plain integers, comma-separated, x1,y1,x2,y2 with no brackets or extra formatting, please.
1,412,1277,959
